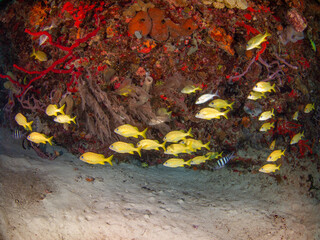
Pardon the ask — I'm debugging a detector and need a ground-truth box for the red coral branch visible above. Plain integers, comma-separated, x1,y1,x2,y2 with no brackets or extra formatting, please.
298,139,312,158
4,27,100,98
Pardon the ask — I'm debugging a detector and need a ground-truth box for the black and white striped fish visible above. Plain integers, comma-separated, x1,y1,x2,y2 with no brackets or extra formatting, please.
12,129,26,139
214,152,235,169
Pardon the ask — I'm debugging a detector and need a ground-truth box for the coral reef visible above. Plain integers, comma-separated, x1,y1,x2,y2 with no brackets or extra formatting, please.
286,8,307,32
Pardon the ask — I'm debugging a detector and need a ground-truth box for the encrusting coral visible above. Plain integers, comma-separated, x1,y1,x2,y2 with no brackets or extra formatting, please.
128,7,198,41
128,11,152,37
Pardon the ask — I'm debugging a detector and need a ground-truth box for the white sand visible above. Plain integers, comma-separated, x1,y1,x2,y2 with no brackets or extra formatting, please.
0,128,319,240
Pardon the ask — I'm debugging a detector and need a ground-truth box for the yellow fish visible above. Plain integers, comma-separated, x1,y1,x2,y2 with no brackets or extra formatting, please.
269,139,276,150
164,144,191,156
45,104,65,116
30,48,48,61
247,91,266,100
246,31,271,50
259,109,274,121
163,128,193,143
267,149,285,162
15,113,33,131
259,164,281,173
304,103,315,113
190,155,210,165
27,132,53,145
208,99,234,110
116,85,134,97
181,85,202,94
137,139,166,151
206,151,223,160
79,152,113,166
114,124,147,139
259,122,274,132
253,82,276,93
290,131,304,145
195,108,230,120
54,114,76,124
109,141,141,157
163,158,191,168
180,138,210,151
292,111,299,121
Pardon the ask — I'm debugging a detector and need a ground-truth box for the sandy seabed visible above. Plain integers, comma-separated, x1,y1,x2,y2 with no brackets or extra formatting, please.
0,128,319,240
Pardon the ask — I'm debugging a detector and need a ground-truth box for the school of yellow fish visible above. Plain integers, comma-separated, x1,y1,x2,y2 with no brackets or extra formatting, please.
246,79,314,173
12,35,315,173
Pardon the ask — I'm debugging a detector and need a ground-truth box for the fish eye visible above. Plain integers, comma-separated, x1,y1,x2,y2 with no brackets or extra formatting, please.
164,137,166,140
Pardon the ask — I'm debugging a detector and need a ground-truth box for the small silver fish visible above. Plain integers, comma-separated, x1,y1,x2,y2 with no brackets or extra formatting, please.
214,152,235,169
195,90,219,104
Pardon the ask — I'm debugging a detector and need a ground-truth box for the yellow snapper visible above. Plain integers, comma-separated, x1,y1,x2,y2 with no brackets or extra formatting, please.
137,139,166,151
195,108,230,120
290,131,304,145
190,155,210,165
163,158,191,168
181,85,202,94
15,113,33,131
180,138,210,151
304,103,315,113
157,108,172,117
163,128,193,143
267,149,285,162
114,124,147,139
54,114,76,124
79,152,113,166
109,141,141,157
259,122,274,132
116,84,135,97
208,99,234,110
259,163,281,174
269,139,276,150
247,91,266,100
195,90,219,104
206,151,223,160
246,30,271,50
30,48,48,61
164,143,191,156
45,104,65,116
259,109,274,121
253,82,276,93
292,111,299,121
27,132,53,145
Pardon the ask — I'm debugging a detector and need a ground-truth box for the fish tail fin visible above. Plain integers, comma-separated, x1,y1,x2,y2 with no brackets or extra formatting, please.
59,104,65,115
229,102,235,110
136,147,141,157
265,30,271,37
277,164,281,170
214,89,220,98
161,141,166,151
141,128,148,139
218,151,223,158
282,149,286,156
223,109,230,119
204,141,210,150
187,128,193,137
271,108,274,116
271,83,276,92
72,116,77,124
185,160,192,166
27,121,33,131
47,136,53,145
105,155,113,166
